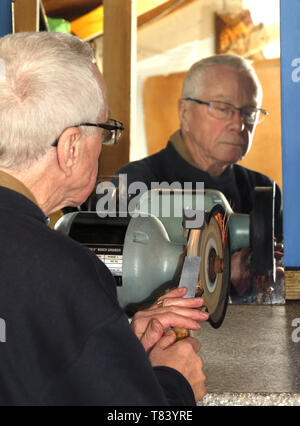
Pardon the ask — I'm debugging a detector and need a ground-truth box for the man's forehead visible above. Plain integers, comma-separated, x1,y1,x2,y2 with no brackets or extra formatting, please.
199,65,260,104
201,65,254,87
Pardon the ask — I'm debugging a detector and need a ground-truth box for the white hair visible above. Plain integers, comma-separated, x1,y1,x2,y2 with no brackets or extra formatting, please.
0,32,105,169
181,54,262,102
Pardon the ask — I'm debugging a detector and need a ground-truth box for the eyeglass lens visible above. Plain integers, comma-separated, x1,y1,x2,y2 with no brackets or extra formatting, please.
102,119,124,145
209,102,265,125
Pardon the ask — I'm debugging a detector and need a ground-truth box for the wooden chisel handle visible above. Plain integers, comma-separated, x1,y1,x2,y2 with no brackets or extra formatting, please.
172,304,207,340
173,327,190,340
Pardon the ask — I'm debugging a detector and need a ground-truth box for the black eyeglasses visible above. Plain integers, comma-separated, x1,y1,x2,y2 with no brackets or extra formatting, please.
184,98,268,125
51,118,124,147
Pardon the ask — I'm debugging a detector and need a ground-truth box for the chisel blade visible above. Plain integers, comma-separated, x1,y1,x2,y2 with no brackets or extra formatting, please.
178,256,201,298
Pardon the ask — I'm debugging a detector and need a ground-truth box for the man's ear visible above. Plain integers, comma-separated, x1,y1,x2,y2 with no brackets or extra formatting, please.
178,99,190,132
55,127,82,177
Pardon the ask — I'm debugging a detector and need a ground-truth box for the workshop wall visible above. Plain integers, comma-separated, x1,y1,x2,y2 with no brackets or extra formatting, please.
239,58,282,190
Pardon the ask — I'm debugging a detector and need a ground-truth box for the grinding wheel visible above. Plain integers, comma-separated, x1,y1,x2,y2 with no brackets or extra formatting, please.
199,206,231,328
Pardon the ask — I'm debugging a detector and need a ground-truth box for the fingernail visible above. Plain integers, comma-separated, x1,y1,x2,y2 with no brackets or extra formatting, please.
165,329,176,338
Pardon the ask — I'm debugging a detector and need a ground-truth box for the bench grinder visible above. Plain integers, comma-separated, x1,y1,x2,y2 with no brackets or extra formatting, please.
55,186,275,329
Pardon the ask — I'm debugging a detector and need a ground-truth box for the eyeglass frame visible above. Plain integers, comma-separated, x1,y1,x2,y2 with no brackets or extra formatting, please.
51,118,124,147
183,97,268,125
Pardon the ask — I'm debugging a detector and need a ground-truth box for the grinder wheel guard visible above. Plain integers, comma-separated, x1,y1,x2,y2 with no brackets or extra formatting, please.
199,206,231,329
250,185,275,281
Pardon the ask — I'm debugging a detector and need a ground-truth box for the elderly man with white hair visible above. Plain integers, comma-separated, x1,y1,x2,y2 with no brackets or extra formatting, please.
0,32,208,405
116,54,283,298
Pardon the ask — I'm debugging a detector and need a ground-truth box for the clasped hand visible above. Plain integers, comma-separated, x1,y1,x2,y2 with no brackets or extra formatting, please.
130,287,209,401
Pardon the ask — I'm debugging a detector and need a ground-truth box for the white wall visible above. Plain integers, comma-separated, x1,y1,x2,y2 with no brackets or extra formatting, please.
134,37,215,160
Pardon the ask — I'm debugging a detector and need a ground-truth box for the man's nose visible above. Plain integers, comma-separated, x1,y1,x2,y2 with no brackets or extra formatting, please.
229,109,245,132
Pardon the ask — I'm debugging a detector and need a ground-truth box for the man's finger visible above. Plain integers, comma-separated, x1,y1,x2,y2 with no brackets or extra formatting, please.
155,329,177,349
185,336,201,353
140,319,164,353
149,287,188,309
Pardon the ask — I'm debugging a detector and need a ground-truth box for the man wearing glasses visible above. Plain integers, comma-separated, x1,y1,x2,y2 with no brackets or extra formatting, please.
116,55,283,298
0,32,208,405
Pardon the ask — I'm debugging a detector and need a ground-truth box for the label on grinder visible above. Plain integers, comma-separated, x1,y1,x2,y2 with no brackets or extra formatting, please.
85,244,123,276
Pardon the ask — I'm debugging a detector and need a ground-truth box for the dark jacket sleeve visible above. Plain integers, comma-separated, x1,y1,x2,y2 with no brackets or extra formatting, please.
154,367,196,406
41,313,194,406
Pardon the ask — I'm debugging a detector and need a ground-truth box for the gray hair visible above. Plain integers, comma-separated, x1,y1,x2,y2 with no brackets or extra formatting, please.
0,32,105,169
181,54,262,101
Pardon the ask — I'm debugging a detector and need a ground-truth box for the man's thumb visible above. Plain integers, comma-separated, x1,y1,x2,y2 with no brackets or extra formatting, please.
157,329,177,349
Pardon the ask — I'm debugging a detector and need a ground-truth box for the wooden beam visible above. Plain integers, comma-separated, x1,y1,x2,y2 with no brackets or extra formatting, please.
70,1,196,41
13,0,40,32
137,0,196,28
285,271,300,300
43,0,102,21
70,5,104,41
100,0,136,177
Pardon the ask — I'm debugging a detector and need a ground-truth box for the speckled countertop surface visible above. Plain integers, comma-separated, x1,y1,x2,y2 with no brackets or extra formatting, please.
194,301,300,406
198,393,300,406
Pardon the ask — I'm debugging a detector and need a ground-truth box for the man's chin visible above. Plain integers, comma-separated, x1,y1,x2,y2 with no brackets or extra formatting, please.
220,145,247,164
